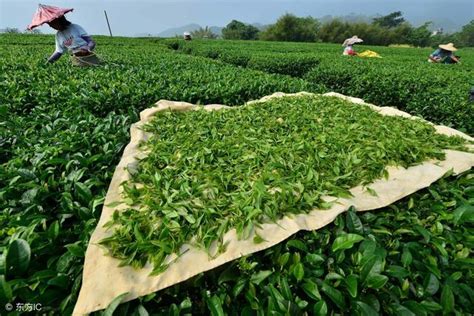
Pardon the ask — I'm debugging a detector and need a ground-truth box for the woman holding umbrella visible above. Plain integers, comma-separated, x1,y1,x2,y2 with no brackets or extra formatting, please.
342,35,363,56
27,4,100,66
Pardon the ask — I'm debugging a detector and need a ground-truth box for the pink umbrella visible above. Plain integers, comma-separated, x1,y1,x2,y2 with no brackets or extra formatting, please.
27,4,73,30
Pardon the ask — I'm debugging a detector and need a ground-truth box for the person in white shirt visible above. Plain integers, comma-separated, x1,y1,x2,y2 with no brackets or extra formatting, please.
47,16,97,64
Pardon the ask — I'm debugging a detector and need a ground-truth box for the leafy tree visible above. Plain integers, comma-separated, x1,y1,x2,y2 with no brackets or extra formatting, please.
345,22,391,46
406,22,432,47
429,33,458,48
222,20,259,40
319,19,397,46
390,23,414,44
318,17,434,47
318,19,351,44
191,26,218,39
457,20,474,47
373,11,405,28
261,14,320,42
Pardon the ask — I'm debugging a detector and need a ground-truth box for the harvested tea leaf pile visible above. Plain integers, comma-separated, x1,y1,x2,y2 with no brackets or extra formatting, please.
100,95,468,273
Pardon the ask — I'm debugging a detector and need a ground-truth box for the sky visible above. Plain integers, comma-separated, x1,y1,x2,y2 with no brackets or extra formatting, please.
0,0,472,36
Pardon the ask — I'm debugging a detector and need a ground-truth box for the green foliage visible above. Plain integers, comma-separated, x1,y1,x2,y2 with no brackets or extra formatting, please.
166,39,322,77
318,19,431,47
304,58,474,133
222,20,260,40
318,19,354,44
317,12,473,48
457,20,474,47
191,26,218,39
92,171,474,315
261,14,320,42
0,34,315,314
405,22,432,47
101,95,468,272
246,53,320,77
1,34,473,315
166,38,474,133
373,11,406,28
5,239,31,277
1,42,313,117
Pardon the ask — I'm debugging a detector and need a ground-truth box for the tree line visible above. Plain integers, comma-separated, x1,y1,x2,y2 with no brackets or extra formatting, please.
199,12,474,47
2,27,42,34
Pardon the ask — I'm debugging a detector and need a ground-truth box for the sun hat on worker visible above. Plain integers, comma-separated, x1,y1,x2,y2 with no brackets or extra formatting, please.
438,43,457,52
342,35,364,47
27,4,73,30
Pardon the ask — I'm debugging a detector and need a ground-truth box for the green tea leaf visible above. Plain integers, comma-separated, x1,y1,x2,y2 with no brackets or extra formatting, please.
345,274,358,298
366,274,388,289
440,285,454,314
302,280,321,300
292,263,304,282
313,300,328,316
355,301,378,316
207,295,224,316
6,239,31,277
103,292,129,316
452,204,474,225
424,273,439,295
287,239,308,252
250,270,272,285
0,275,12,305
346,207,364,234
332,234,364,252
65,243,85,258
321,281,345,309
75,182,93,204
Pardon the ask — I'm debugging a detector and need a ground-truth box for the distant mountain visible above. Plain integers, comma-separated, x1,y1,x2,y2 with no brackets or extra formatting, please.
422,18,460,33
250,23,268,30
209,26,223,36
157,24,223,37
319,14,376,24
157,23,200,37
154,22,269,38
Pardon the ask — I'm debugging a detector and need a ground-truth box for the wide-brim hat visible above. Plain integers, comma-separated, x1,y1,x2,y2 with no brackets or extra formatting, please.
27,4,73,30
438,43,457,52
342,35,364,46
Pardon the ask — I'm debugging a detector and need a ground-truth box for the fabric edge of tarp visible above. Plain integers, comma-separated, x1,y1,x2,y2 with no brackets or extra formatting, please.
73,91,474,315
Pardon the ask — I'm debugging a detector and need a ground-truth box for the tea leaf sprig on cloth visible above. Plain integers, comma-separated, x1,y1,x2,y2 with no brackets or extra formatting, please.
100,95,468,273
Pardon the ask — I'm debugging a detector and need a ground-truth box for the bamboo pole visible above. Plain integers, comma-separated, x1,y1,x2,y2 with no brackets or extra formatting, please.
104,10,113,37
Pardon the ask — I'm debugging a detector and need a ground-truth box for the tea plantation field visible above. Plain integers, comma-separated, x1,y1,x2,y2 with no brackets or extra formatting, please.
1,34,473,315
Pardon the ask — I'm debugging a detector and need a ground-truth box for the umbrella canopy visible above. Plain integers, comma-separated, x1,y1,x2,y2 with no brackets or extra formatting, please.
342,35,363,47
27,4,73,30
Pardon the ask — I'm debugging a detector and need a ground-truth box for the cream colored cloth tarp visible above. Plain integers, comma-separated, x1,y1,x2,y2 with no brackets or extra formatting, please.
73,92,474,315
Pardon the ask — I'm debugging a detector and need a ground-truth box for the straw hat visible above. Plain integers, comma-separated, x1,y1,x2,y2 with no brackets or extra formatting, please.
342,35,364,47
438,43,457,52
27,4,73,30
